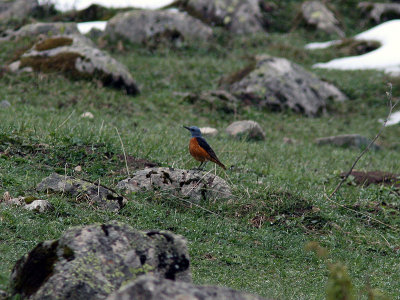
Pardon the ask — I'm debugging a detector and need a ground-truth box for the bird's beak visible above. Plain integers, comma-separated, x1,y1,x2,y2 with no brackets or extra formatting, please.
183,126,190,130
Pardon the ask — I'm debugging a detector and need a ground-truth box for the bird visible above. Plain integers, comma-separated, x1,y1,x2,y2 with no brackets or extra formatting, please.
183,126,226,170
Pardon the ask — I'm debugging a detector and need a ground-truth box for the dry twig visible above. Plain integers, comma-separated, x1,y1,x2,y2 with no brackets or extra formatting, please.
329,83,398,198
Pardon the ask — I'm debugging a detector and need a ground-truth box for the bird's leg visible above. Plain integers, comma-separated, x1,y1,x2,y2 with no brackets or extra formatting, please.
197,161,204,170
199,161,207,171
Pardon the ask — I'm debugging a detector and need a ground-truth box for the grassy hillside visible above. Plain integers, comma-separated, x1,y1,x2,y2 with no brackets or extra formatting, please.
1,16,400,300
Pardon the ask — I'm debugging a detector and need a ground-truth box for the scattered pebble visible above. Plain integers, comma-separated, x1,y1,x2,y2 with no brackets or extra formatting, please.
81,111,94,119
74,165,82,172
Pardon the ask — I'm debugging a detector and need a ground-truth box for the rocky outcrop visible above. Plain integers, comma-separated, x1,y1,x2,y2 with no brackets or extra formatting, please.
301,1,344,37
11,34,139,95
107,276,269,300
10,222,191,300
222,55,347,116
315,134,380,150
226,120,265,141
172,0,268,34
358,2,400,23
105,10,213,44
0,0,38,23
36,173,126,211
117,167,231,204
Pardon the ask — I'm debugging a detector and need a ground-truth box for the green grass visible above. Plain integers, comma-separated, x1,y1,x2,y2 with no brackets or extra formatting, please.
0,25,400,300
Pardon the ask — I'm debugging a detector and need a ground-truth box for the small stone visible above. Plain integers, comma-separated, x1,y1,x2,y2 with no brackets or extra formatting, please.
283,137,295,144
2,191,11,202
74,165,82,172
0,100,11,108
226,120,265,141
200,127,218,136
24,200,53,213
80,112,94,119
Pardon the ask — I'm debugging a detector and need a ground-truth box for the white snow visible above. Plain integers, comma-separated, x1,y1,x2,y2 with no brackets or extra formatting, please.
307,20,400,76
38,0,174,11
379,111,400,126
77,21,107,34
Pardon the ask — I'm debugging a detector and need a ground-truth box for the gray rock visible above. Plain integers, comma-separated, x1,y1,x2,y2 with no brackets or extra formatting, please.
315,134,380,150
117,167,231,204
10,222,191,300
12,22,79,38
0,0,38,23
301,1,344,37
107,275,269,300
105,10,212,44
172,0,268,34
0,100,10,108
37,173,127,211
224,55,347,116
226,120,265,141
14,34,139,95
24,200,53,213
358,2,400,23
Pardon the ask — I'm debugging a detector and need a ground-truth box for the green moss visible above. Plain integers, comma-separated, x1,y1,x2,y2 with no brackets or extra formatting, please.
20,52,84,77
35,37,73,51
23,196,38,204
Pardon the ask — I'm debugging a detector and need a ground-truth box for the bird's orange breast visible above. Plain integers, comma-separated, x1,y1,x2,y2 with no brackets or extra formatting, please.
189,137,211,162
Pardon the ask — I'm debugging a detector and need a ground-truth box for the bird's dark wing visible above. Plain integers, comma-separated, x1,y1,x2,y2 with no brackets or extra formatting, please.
196,137,219,161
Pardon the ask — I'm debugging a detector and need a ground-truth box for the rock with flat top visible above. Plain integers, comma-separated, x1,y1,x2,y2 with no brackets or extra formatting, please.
117,167,231,204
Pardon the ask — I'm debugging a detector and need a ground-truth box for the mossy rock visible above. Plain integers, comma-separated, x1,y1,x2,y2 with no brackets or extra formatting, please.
10,222,192,300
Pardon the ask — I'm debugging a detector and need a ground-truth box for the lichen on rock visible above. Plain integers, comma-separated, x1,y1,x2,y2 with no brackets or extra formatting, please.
9,222,192,300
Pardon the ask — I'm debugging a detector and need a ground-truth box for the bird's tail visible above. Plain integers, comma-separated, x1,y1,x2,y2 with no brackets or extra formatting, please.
212,158,226,170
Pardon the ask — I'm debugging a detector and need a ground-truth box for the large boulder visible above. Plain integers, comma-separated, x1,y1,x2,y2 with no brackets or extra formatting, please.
105,10,213,44
358,2,400,23
36,173,126,211
107,276,269,300
221,55,347,116
10,222,191,300
117,167,231,204
301,1,344,37
12,34,139,95
172,0,268,34
0,0,38,23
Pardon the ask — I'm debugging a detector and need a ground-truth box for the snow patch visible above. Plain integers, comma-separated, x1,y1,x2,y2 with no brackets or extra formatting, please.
306,20,400,76
39,0,174,11
77,21,107,34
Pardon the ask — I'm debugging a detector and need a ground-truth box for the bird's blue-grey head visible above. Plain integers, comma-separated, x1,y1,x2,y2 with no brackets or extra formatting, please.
183,126,202,137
